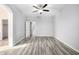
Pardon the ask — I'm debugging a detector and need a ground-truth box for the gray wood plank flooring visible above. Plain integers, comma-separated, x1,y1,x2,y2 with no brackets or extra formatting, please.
0,37,79,55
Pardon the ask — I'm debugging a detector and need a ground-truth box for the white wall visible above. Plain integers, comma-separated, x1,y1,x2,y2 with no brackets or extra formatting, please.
55,5,79,51
33,15,55,36
8,5,26,46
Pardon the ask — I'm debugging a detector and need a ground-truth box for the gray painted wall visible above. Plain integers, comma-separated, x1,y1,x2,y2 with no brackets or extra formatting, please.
55,5,79,51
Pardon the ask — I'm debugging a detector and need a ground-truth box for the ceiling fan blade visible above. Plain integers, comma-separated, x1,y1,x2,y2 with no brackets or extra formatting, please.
32,10,38,13
33,6,39,9
42,4,47,8
43,9,49,12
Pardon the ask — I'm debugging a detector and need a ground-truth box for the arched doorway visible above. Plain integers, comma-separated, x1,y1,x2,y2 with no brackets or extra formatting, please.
0,5,13,47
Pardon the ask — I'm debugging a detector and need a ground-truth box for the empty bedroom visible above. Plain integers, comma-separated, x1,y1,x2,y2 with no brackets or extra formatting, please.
0,4,79,55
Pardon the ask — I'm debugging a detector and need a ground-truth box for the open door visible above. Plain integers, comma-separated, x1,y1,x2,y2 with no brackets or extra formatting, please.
26,21,30,38
26,21,36,38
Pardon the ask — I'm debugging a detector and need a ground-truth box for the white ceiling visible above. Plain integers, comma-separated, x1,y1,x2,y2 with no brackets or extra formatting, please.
13,4,65,17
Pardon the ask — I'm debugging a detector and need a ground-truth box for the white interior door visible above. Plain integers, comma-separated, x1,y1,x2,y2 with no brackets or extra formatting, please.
26,21,30,38
26,21,36,38
32,21,36,37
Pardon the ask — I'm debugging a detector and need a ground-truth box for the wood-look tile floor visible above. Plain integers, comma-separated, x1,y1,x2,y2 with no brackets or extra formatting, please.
0,37,79,55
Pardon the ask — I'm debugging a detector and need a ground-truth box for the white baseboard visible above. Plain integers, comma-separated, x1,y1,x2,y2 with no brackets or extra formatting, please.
55,37,79,53
35,35,54,37
13,37,25,46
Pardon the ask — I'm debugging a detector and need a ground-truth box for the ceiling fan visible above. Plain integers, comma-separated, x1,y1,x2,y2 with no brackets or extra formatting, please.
32,4,50,14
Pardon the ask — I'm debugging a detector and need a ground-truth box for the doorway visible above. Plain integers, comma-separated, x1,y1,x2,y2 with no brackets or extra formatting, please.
0,20,8,47
26,21,36,38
